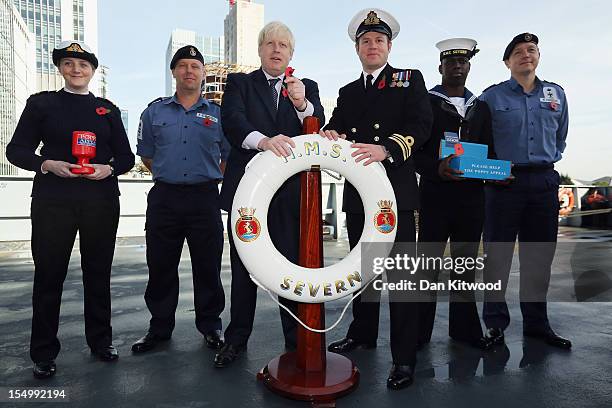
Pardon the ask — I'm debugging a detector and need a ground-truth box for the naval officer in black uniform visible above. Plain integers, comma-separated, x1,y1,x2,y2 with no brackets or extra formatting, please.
321,8,432,389
6,41,135,378
413,38,494,350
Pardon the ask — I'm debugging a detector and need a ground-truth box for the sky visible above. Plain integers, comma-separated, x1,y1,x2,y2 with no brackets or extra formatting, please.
98,0,612,181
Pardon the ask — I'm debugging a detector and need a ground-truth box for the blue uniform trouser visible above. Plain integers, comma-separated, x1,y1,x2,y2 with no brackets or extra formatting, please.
482,168,560,333
144,181,225,337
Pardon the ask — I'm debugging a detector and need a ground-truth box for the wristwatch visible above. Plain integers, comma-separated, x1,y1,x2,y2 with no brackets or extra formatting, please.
109,164,115,177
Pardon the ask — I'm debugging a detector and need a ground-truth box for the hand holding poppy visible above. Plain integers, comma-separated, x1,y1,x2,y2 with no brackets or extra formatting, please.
284,76,306,110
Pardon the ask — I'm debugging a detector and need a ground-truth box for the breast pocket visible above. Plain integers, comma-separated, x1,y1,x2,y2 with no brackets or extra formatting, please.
539,102,562,131
193,117,222,155
151,119,178,146
493,103,522,138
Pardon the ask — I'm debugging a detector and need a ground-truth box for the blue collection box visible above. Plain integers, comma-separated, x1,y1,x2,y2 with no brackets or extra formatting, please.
439,140,511,181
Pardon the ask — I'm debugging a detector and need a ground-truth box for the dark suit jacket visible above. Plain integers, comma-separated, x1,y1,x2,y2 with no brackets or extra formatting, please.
219,68,325,213
324,64,433,212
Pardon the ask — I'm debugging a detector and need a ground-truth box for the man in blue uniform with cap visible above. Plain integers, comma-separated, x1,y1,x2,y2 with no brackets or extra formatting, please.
479,33,571,349
132,45,230,353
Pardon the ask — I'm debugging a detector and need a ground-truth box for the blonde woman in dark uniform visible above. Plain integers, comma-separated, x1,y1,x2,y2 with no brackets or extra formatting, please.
6,40,134,379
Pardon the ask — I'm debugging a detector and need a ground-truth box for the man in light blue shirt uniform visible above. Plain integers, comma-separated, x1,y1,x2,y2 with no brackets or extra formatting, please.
132,45,230,354
136,94,229,184
479,33,571,350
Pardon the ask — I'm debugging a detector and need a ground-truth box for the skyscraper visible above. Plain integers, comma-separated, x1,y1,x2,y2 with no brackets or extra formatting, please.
97,63,109,98
1,0,35,175
165,29,224,96
223,0,263,68
13,0,99,92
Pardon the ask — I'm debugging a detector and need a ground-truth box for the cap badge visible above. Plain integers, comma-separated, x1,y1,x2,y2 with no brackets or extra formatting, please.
524,33,533,41
189,47,196,56
66,43,84,53
364,11,380,25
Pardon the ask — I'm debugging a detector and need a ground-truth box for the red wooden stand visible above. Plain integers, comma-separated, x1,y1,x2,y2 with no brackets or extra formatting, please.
258,117,359,405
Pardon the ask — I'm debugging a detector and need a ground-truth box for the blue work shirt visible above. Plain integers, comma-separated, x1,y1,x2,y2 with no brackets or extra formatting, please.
136,95,230,184
479,77,568,165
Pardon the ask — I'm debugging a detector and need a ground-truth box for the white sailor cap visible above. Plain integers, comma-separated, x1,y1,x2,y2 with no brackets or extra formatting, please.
348,8,400,42
52,40,98,68
435,38,479,61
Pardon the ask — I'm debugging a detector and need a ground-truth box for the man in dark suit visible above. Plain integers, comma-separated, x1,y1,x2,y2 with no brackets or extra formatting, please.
214,21,325,367
321,8,432,389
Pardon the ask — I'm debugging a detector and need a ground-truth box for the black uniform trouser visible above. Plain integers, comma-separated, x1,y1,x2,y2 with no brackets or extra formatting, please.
30,197,119,363
345,211,421,366
144,182,225,337
482,168,559,333
224,191,299,348
418,182,485,344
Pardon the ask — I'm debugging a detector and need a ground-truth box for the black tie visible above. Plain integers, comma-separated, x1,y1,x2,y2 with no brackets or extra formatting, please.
268,78,280,113
366,74,374,92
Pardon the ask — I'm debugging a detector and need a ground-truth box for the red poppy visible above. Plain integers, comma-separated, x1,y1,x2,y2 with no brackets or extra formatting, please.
377,77,386,89
454,143,465,156
96,107,109,115
203,118,212,127
285,66,295,77
550,101,558,111
281,88,288,97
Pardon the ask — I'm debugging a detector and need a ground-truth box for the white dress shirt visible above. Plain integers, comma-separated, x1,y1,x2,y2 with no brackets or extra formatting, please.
242,69,315,150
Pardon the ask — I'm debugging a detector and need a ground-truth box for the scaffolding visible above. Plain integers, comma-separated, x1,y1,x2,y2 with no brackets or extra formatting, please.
202,62,259,104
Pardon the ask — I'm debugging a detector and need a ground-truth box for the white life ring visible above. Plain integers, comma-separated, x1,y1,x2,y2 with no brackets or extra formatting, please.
231,134,397,303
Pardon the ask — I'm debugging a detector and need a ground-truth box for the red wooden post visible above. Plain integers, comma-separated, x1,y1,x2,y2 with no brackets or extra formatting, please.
297,118,326,373
258,117,359,404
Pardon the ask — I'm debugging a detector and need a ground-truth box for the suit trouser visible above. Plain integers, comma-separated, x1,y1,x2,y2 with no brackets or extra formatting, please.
345,211,420,366
417,185,485,343
482,168,559,332
29,197,119,363
223,193,299,347
144,182,225,337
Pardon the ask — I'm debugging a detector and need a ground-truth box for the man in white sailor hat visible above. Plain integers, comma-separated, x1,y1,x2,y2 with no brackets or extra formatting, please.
413,38,497,352
321,8,433,390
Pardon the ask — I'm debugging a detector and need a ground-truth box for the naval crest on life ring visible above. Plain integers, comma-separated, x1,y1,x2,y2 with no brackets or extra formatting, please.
235,207,261,242
374,200,396,234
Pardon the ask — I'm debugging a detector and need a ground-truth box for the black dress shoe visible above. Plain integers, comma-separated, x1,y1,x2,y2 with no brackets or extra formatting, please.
91,345,119,361
450,335,494,351
327,337,376,353
471,336,494,350
483,328,505,345
214,343,246,368
131,332,170,353
524,330,572,349
33,360,56,379
387,364,415,390
204,330,224,350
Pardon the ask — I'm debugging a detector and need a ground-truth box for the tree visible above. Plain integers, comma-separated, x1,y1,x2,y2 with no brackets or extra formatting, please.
131,159,151,176
559,173,573,185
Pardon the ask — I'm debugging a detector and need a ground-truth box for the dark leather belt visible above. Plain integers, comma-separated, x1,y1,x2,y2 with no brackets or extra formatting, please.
155,180,218,189
512,164,554,172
